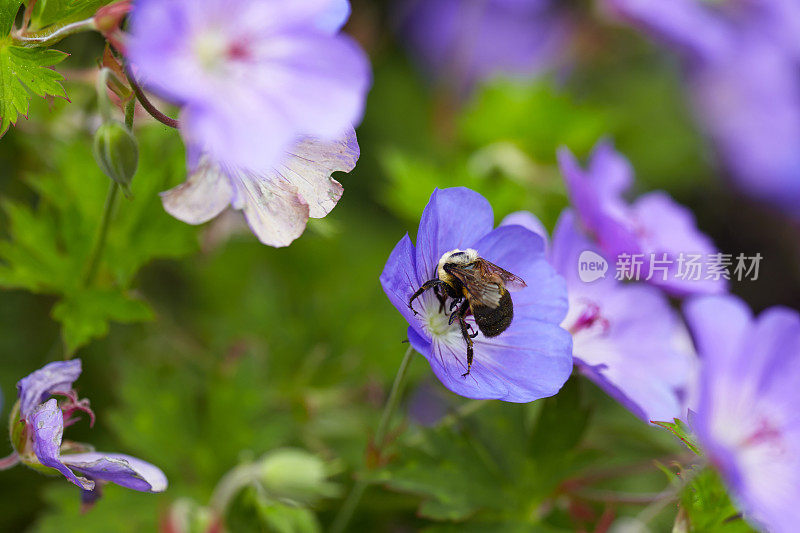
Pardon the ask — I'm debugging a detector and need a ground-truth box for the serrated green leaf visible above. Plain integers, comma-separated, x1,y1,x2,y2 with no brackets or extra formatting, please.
0,1,23,35
0,39,67,136
52,288,154,354
653,419,702,455
29,0,112,30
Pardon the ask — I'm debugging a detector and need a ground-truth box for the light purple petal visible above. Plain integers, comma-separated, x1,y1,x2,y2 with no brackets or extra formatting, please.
631,191,727,296
16,360,82,419
160,157,234,225
315,0,351,33
417,314,572,403
500,211,549,251
128,0,370,172
62,452,168,493
29,399,94,491
683,295,752,373
380,233,428,340
414,187,494,283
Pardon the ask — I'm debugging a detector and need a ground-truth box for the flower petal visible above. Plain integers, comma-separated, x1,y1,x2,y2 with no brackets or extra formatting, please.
160,158,234,225
500,211,550,252
16,360,82,419
380,234,429,340
235,173,311,247
422,315,573,402
315,0,351,33
414,187,494,282
274,128,359,218
29,399,94,491
683,295,752,374
62,452,168,493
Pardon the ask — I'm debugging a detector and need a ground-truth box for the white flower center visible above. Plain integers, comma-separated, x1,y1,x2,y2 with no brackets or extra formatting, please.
194,29,230,71
416,293,465,346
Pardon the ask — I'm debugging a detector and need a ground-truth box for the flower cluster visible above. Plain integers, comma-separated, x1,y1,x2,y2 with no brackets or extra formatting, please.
606,0,800,218
4,360,166,505
127,0,370,246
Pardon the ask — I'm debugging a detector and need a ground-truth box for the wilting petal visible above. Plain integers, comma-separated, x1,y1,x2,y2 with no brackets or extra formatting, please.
62,452,168,493
17,360,82,419
235,174,310,248
273,129,359,218
160,159,234,225
29,400,94,490
414,187,494,282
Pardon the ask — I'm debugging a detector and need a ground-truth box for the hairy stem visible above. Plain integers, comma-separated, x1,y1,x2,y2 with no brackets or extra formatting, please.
13,18,96,47
81,182,119,289
330,345,415,533
125,69,180,129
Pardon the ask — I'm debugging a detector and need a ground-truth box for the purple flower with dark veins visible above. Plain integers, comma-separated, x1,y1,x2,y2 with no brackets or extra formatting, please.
380,187,573,402
396,0,572,95
160,129,360,247
128,0,370,172
684,295,800,533
559,141,726,296
605,0,800,218
502,210,695,423
2,360,166,505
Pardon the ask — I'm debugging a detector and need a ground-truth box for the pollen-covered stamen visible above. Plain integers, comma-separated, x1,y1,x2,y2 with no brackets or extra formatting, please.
53,390,95,428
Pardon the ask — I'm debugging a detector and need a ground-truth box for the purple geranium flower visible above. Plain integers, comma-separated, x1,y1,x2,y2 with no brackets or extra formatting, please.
6,360,167,502
605,0,800,218
160,129,360,247
503,210,695,422
559,141,726,296
396,0,572,95
128,0,370,172
380,187,573,402
684,295,800,532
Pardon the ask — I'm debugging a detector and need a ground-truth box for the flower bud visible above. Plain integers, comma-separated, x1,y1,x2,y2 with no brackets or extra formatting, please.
93,121,138,196
258,449,338,505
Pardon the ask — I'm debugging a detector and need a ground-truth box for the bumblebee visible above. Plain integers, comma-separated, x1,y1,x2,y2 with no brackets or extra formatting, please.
408,248,527,377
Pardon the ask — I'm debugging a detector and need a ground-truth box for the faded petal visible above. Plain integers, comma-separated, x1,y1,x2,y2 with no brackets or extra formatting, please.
17,360,82,419
29,399,94,491
273,128,359,218
236,174,310,248
414,187,494,282
160,158,234,225
62,452,168,493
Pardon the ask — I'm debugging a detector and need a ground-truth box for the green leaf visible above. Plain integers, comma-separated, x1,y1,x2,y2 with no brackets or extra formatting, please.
678,468,757,533
0,1,23,35
52,288,154,355
0,126,197,353
0,39,67,137
653,419,702,455
29,0,112,30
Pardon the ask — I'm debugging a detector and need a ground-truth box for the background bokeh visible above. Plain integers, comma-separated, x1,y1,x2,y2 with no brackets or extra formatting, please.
1,0,798,531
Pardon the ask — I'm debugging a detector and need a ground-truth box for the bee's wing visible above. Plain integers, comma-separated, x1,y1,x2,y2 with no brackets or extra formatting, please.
445,264,505,308
479,260,527,292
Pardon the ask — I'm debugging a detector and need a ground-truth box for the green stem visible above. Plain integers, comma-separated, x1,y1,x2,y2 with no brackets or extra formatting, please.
330,345,415,533
13,18,96,47
96,68,113,123
125,97,135,130
82,182,119,288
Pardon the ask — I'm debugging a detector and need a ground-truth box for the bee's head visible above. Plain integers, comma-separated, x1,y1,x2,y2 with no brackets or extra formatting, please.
437,248,478,284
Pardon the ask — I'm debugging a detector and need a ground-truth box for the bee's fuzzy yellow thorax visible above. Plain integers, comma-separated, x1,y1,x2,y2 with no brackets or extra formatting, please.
437,248,478,285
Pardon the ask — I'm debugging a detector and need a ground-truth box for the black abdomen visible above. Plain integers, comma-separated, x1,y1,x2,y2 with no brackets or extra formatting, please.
472,291,513,338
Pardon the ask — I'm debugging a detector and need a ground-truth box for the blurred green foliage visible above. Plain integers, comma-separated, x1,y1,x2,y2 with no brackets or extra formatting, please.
0,1,791,532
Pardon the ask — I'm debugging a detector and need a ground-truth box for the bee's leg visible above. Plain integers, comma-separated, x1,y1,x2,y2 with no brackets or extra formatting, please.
409,279,445,315
448,298,469,326
434,285,447,314
456,314,474,378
